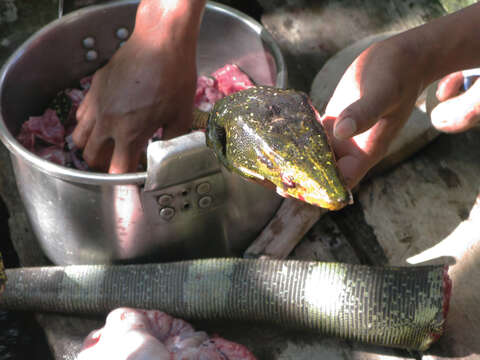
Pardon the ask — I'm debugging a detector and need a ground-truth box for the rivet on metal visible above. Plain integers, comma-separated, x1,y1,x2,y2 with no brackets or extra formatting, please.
157,194,173,206
116,27,129,40
198,196,212,209
85,50,98,61
82,36,95,49
196,182,211,195
159,207,175,221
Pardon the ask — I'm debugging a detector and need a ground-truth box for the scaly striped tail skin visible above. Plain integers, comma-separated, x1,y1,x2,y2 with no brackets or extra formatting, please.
0,259,451,351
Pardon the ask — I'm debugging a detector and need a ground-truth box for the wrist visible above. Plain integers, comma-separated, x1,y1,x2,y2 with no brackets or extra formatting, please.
132,0,206,51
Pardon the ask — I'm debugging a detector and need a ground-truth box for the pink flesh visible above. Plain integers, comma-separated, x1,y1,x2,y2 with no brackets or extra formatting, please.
429,265,452,343
78,308,256,360
211,64,254,96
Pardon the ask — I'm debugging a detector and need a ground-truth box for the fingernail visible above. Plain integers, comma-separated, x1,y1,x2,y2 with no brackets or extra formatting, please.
430,106,447,127
334,117,356,140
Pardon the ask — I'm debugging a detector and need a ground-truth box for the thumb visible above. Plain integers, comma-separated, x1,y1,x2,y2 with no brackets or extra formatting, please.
431,78,480,133
332,95,390,140
108,143,143,174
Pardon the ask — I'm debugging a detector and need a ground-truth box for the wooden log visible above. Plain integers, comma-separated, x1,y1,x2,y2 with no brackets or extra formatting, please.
244,199,328,259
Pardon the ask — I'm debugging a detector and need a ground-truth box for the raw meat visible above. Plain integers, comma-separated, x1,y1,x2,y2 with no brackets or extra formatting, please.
211,64,255,96
77,307,256,360
194,64,255,112
194,76,224,112
18,109,65,150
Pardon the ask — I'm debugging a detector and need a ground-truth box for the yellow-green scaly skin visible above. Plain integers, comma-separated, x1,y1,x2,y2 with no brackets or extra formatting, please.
205,86,352,210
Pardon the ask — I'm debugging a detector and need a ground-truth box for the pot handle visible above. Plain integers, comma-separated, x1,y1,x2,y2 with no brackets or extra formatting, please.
141,132,227,225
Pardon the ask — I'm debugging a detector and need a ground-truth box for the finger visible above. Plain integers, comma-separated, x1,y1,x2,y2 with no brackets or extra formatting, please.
331,91,393,141
76,95,88,120
436,72,464,102
81,125,114,172
335,155,366,190
161,110,193,140
72,95,96,149
335,113,407,189
108,140,143,174
431,78,480,133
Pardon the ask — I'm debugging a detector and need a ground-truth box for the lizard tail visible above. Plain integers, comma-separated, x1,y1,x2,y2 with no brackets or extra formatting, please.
0,258,451,351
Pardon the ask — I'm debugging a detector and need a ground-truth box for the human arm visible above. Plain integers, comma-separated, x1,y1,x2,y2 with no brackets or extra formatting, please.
72,0,207,173
323,3,480,189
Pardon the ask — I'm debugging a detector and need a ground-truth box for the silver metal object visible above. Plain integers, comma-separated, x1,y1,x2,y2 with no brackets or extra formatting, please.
82,36,95,48
196,182,211,195
116,27,129,40
85,49,98,61
198,196,213,208
157,194,173,206
58,0,64,18
159,207,175,221
0,0,287,265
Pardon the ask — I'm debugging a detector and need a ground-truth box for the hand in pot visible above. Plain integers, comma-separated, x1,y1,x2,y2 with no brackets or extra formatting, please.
72,0,206,174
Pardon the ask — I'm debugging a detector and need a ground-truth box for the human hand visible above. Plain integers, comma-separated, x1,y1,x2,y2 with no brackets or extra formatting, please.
72,0,206,174
322,35,427,189
431,71,480,132
72,33,197,173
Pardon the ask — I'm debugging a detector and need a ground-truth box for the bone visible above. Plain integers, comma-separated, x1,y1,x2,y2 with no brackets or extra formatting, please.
244,198,328,259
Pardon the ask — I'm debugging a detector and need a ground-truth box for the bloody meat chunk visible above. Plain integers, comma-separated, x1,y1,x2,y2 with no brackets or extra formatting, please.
78,308,256,360
18,109,65,150
194,75,224,112
194,64,255,112
211,64,255,96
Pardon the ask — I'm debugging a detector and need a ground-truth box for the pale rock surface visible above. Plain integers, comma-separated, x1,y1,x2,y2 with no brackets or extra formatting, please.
358,128,480,359
260,0,444,91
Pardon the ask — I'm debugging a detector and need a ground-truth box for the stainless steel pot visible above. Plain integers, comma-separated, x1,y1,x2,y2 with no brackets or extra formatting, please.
0,0,287,265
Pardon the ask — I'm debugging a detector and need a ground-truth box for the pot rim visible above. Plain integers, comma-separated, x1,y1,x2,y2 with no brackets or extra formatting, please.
0,0,287,186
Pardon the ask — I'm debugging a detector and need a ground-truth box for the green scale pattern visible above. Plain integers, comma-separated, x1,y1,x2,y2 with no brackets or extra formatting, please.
0,258,448,351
